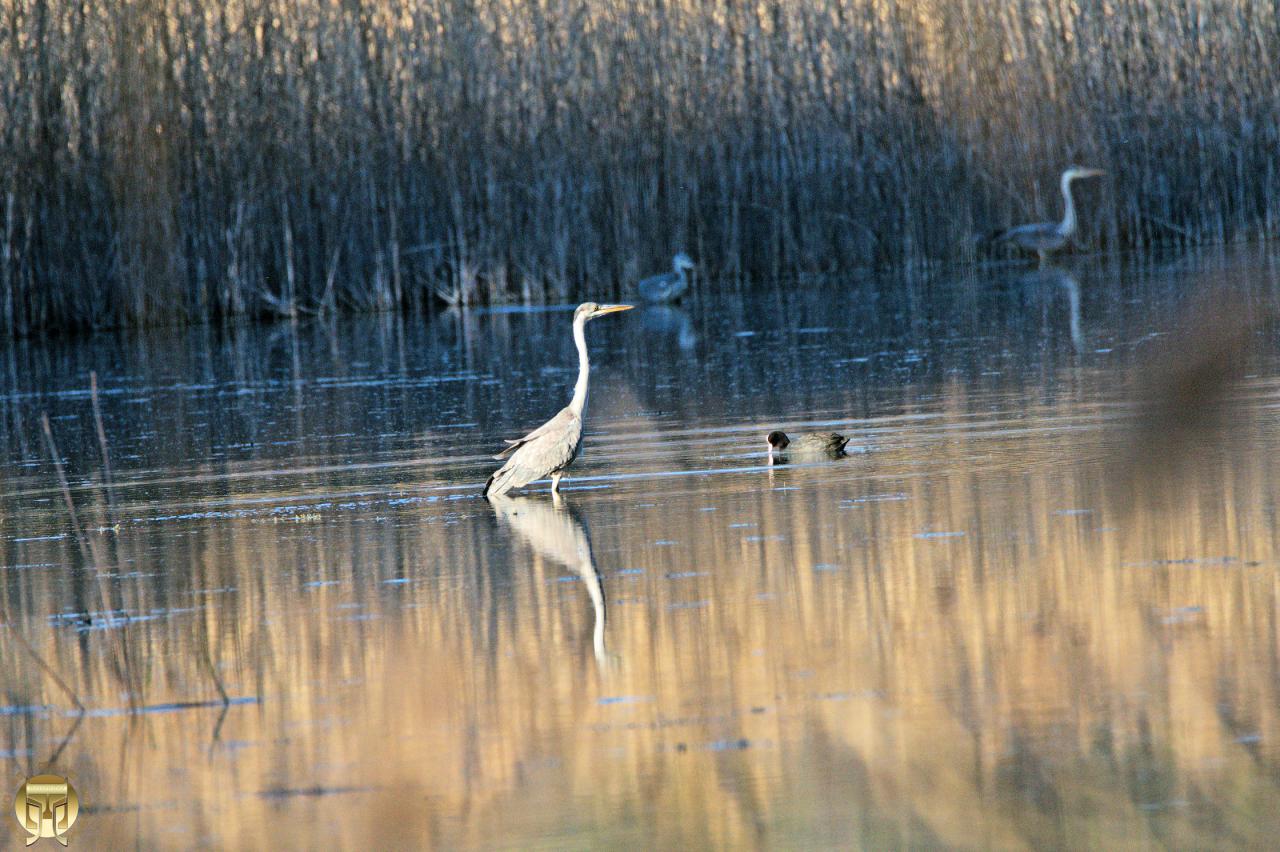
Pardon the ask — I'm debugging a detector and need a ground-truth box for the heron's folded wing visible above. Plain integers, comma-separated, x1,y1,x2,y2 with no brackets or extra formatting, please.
999,221,1056,242
494,408,571,459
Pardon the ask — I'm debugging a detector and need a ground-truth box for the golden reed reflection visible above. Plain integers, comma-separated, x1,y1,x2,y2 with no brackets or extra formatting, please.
3,380,1280,847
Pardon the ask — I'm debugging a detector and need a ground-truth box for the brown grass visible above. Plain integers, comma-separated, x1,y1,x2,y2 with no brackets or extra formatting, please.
2,0,1279,334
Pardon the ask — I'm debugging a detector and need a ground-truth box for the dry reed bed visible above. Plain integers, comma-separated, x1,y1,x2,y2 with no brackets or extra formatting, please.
3,0,1278,335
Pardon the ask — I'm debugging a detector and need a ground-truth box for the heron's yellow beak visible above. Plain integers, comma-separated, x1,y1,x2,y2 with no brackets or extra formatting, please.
595,304,634,315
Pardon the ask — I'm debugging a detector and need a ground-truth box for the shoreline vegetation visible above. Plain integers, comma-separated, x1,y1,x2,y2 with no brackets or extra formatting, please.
2,0,1278,336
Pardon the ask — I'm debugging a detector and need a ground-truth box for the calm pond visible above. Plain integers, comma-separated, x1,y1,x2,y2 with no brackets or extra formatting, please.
4,249,1280,848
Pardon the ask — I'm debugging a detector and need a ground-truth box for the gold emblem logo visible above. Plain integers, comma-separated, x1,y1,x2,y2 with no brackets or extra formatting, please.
13,774,78,846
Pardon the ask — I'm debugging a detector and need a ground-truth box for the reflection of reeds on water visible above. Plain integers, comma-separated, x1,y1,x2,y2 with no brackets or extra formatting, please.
5,269,1280,845
5,373,1280,846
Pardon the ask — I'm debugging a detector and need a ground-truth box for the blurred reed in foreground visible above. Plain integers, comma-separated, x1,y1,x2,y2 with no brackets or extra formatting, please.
1114,275,1279,514
4,0,1279,335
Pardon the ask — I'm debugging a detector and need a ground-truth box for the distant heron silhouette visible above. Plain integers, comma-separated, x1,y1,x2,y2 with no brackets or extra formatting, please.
995,167,1104,263
637,253,696,303
484,302,633,497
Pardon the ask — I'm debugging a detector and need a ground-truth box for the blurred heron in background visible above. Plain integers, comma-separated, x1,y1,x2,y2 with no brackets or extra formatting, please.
638,252,696,303
996,166,1104,263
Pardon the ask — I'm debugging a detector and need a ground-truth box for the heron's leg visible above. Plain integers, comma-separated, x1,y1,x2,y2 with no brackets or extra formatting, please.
1037,249,1048,266
551,472,564,494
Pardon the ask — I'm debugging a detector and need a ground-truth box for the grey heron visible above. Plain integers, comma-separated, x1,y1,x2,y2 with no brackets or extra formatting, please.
484,302,633,497
996,167,1104,263
637,252,696,303
766,430,850,461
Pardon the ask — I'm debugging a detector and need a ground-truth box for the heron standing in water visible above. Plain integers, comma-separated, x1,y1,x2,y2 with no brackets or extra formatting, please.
637,252,696,303
484,303,633,497
996,166,1104,263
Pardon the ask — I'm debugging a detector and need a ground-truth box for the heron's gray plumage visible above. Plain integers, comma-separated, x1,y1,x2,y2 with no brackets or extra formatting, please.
995,166,1104,263
637,252,696,303
486,408,582,495
484,302,632,497
999,220,1068,254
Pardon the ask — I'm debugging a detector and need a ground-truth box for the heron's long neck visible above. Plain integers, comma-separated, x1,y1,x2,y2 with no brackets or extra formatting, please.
1059,174,1079,236
569,316,590,416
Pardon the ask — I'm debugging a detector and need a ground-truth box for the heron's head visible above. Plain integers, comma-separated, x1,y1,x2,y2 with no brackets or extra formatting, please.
766,431,790,451
673,252,696,272
1063,165,1105,181
574,302,634,322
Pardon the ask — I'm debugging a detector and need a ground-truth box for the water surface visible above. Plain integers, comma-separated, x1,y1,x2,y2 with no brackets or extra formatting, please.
4,251,1280,848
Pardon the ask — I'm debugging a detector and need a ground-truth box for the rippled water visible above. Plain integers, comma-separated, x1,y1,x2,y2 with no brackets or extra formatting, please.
4,250,1280,848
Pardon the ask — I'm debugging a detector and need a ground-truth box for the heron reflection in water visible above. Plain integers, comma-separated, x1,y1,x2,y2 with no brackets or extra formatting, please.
488,495,610,666
995,166,1104,264
641,304,697,351
1018,267,1084,353
485,303,633,497
637,252,696,303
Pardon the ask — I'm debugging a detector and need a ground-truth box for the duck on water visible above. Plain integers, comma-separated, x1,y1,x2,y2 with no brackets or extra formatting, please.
766,431,850,462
